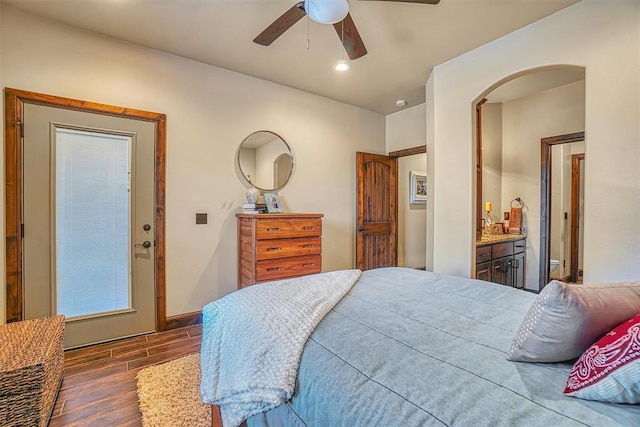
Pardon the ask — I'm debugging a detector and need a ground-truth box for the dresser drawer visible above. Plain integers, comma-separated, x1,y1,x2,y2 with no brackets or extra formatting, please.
256,219,322,239
257,237,321,260
476,246,492,264
256,255,322,282
492,241,514,258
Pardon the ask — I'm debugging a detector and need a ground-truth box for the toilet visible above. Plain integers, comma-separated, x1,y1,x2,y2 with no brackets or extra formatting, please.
550,259,560,273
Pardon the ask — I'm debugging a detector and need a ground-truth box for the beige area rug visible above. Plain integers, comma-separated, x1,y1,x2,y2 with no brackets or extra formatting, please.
136,353,211,427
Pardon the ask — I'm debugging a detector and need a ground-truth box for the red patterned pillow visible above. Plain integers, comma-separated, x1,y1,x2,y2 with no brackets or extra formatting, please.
564,312,640,403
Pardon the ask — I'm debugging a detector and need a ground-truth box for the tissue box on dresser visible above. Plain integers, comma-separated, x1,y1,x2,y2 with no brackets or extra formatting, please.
0,315,65,427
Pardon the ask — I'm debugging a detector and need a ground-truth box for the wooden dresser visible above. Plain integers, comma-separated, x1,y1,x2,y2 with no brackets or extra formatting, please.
237,213,323,289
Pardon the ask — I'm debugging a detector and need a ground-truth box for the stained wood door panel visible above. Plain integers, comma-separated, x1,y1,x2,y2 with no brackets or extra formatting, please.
362,235,395,269
356,152,397,271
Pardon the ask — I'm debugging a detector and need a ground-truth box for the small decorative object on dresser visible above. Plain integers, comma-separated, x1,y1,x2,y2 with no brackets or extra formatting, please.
237,213,323,288
245,175,260,204
263,192,283,213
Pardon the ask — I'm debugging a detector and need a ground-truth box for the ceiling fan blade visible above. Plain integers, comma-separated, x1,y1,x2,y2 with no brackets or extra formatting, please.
253,2,307,46
333,13,368,60
359,0,440,4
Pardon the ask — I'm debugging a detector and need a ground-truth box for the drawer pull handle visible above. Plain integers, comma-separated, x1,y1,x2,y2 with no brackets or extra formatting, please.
267,267,281,272
479,253,489,257
303,263,315,268
302,244,315,248
266,227,280,232
302,226,315,230
266,247,281,252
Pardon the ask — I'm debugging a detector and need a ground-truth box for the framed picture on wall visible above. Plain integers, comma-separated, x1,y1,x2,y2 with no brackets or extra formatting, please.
410,171,427,204
263,192,283,213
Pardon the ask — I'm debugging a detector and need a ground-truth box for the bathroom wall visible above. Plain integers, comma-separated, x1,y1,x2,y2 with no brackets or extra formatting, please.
501,80,585,289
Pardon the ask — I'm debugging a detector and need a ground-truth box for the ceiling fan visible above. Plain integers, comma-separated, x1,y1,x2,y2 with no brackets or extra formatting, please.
253,0,440,60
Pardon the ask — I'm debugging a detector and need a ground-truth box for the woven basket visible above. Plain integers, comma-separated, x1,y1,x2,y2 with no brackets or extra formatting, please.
0,315,65,427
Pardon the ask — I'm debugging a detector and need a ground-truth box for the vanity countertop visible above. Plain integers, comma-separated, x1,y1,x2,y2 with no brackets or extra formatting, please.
476,233,525,246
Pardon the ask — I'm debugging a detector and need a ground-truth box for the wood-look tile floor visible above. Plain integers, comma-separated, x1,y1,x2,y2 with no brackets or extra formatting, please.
50,324,203,427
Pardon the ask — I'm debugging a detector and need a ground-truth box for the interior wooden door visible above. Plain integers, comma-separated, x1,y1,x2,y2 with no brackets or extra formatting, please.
356,152,398,270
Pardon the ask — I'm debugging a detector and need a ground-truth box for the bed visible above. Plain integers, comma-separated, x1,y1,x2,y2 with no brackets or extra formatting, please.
201,267,640,427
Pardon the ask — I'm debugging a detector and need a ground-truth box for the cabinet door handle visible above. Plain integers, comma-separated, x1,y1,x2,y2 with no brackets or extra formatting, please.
266,227,280,232
267,267,281,272
266,247,281,252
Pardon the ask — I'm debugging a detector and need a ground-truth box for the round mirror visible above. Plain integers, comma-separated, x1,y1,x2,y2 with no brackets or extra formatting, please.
237,131,294,191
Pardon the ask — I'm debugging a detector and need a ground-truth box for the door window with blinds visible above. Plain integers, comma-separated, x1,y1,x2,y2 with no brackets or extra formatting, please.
54,128,134,319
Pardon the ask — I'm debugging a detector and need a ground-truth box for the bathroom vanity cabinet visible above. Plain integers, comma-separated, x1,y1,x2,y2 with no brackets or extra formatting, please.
476,236,526,289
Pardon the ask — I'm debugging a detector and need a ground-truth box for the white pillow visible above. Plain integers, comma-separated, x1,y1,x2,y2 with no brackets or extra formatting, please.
507,280,640,362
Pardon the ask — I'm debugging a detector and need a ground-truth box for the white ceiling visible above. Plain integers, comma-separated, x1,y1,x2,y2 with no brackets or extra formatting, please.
2,0,580,114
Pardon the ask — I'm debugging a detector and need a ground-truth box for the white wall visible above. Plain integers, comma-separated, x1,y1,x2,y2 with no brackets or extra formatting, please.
426,0,640,285
0,5,386,322
386,104,426,152
387,104,427,269
397,155,427,268
501,81,585,289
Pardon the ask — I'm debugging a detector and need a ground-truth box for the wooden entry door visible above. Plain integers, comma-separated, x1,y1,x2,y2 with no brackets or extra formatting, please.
5,88,167,345
356,152,398,270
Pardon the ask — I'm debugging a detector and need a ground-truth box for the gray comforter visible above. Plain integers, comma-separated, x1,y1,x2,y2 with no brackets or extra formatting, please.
247,267,640,426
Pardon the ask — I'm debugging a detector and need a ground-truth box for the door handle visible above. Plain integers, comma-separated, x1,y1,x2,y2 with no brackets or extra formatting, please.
135,241,152,249
357,227,364,232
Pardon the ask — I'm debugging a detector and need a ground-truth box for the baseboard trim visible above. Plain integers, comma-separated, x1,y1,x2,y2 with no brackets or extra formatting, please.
165,311,202,330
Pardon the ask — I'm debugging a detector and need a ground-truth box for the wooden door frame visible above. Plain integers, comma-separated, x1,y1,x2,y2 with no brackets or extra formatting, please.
539,131,584,291
4,88,167,332
474,99,488,242
569,153,585,283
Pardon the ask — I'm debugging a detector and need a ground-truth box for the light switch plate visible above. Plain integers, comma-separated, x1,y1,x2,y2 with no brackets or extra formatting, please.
196,213,207,224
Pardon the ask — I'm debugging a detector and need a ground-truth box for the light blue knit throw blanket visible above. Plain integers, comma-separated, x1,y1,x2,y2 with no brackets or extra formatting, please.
200,269,362,427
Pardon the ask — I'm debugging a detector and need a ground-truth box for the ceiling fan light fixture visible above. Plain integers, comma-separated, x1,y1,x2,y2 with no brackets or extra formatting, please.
334,59,351,71
304,0,349,25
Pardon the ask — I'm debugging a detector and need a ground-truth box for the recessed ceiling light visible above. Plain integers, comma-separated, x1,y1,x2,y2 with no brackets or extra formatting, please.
334,59,351,72
395,99,407,107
